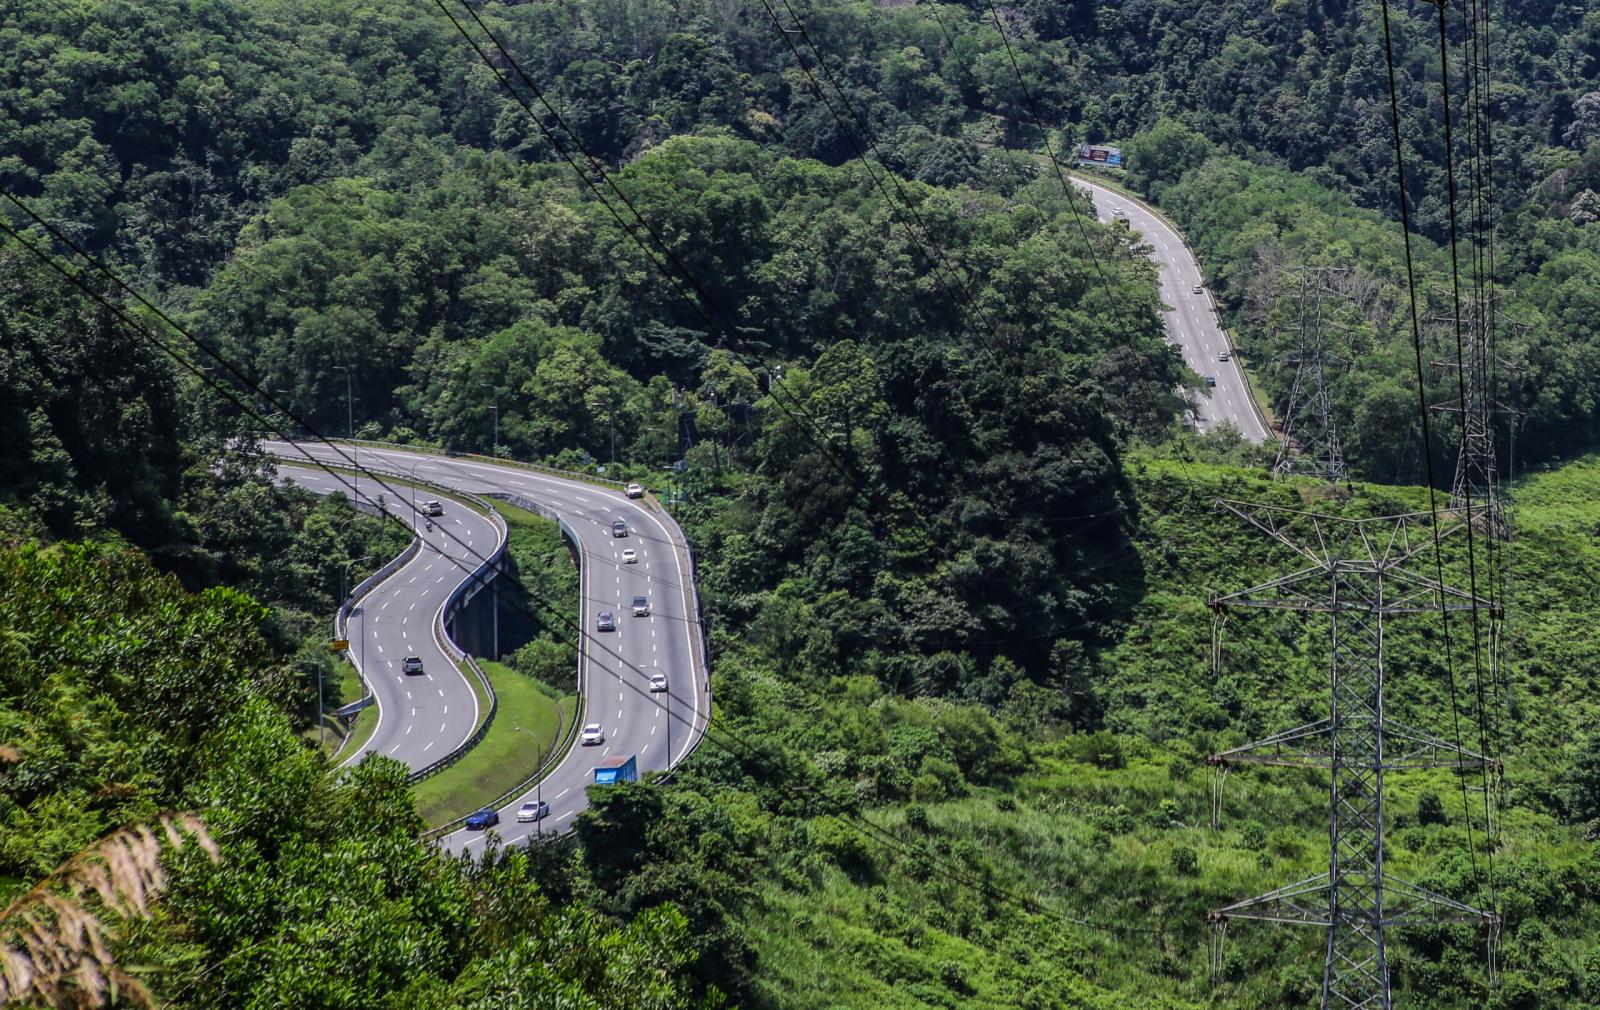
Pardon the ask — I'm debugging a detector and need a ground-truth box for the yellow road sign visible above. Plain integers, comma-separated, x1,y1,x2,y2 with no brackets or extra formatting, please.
328,639,351,652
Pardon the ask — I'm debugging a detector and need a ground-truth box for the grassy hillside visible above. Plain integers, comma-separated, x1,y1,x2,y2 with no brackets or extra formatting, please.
652,453,1600,1010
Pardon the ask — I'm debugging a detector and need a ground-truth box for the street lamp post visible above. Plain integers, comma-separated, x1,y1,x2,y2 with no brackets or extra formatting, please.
664,680,673,774
511,725,547,837
336,366,354,437
336,554,374,737
481,383,498,457
408,460,423,536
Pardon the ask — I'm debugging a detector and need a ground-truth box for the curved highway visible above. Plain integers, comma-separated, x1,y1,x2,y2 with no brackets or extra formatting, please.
268,441,708,852
1072,175,1272,443
277,464,500,771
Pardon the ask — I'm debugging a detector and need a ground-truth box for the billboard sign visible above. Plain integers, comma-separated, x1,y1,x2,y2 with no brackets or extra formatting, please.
1077,143,1123,167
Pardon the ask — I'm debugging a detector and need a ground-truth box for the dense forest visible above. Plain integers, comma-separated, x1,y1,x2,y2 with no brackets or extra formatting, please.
4,0,1600,1007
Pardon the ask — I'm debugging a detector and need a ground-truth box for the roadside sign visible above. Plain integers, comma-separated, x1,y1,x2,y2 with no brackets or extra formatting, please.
328,639,351,652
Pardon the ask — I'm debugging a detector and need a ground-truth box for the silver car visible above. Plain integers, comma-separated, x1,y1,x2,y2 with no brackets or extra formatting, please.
580,723,604,745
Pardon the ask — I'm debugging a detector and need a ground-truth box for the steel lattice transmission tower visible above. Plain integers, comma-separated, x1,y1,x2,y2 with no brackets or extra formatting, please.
1429,291,1520,537
1205,501,1499,1009
1273,269,1347,482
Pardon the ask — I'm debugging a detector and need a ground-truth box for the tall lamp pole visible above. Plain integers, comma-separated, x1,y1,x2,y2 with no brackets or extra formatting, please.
333,553,372,750
408,460,423,535
481,383,498,457
512,725,547,837
336,365,354,437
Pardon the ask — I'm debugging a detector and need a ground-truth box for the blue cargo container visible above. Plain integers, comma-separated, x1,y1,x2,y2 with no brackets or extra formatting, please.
593,754,638,785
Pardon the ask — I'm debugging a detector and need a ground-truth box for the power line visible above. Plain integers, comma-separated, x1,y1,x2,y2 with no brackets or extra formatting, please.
0,198,1164,947
1378,2,1483,891
901,0,1212,437
754,0,1016,367
974,0,1116,301
40,0,867,493
433,0,869,495
1431,0,1499,920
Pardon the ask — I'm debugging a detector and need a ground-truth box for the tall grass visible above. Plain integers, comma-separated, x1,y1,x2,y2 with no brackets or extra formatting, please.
0,813,217,1009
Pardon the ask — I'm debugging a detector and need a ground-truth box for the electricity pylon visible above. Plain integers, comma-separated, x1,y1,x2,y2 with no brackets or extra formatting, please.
1428,291,1521,537
1205,501,1499,1009
1273,269,1346,482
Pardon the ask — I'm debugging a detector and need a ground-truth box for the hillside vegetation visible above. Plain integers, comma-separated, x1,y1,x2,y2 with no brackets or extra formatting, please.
3,0,1600,1007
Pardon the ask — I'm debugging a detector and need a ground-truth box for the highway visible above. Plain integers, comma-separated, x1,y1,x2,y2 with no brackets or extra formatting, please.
268,441,708,853
277,464,501,772
1071,175,1272,443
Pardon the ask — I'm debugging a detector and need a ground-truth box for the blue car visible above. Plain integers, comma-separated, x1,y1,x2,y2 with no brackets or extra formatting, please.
464,808,499,830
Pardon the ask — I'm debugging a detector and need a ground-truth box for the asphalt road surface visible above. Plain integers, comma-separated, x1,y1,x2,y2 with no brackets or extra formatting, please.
1072,175,1272,443
276,465,502,773
267,441,707,853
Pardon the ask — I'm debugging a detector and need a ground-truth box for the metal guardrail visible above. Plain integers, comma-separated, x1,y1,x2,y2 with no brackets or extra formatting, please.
650,502,713,718
326,502,418,759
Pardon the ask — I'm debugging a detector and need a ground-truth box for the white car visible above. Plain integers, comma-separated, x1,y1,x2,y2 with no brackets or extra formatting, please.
1218,350,1231,362
1192,284,1204,295
625,482,645,499
648,672,668,693
516,800,550,823
620,548,638,564
580,723,604,746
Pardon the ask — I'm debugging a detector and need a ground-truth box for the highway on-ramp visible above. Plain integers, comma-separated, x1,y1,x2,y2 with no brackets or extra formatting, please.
268,441,708,853
1071,175,1272,443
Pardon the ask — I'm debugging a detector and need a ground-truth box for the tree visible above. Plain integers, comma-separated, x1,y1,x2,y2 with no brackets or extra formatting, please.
1124,118,1215,199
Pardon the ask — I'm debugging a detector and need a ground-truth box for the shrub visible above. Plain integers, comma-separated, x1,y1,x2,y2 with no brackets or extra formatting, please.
1065,731,1126,770
1170,845,1200,875
809,817,874,878
1268,827,1305,859
910,774,946,804
1240,821,1269,851
937,960,971,994
1417,791,1448,826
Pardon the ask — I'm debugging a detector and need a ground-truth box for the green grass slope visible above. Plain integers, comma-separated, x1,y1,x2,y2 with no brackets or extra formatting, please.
713,454,1600,1010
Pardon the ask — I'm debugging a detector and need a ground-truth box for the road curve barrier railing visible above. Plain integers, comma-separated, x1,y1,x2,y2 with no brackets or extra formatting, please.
1067,171,1277,443
271,454,508,779
637,491,711,685
407,501,508,784
649,502,712,777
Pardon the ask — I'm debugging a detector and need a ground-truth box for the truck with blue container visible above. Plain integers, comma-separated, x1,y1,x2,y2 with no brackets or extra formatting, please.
593,754,637,785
